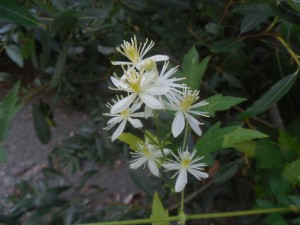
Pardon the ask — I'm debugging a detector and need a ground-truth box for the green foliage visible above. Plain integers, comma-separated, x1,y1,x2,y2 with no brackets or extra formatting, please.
151,192,170,225
118,133,143,152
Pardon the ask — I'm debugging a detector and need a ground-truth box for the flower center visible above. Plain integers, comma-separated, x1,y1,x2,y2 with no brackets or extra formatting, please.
120,109,130,119
181,158,190,168
126,69,141,93
144,58,156,71
123,42,139,64
180,92,198,112
142,146,152,159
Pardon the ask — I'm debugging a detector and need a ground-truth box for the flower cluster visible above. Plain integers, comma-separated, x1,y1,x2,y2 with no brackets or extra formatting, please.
104,35,209,192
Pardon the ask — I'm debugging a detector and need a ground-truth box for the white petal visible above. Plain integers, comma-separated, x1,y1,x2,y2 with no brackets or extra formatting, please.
175,169,187,192
110,76,128,89
148,159,159,176
172,112,185,137
130,157,147,169
139,93,164,109
111,120,126,141
128,118,143,128
111,61,132,66
188,168,209,179
149,55,169,62
110,94,136,114
186,114,202,136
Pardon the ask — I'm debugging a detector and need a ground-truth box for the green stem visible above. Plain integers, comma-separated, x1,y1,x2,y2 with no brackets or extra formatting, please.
181,121,189,150
76,206,298,225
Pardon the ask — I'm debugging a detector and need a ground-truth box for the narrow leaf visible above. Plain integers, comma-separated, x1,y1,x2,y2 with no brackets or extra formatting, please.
200,94,246,117
32,104,52,144
240,73,297,118
222,127,267,148
51,9,79,35
5,45,24,67
0,0,44,28
211,38,245,53
150,192,170,225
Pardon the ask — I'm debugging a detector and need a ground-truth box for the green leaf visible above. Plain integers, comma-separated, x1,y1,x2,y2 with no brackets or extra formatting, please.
234,140,256,157
195,122,239,164
118,133,143,151
51,9,80,35
150,192,170,225
0,0,44,27
256,139,285,170
78,170,98,188
200,94,246,117
0,81,21,141
5,45,24,67
49,42,69,89
211,38,245,53
182,47,210,90
0,143,6,162
239,73,298,118
32,103,52,144
214,161,241,184
222,127,267,148
282,158,300,184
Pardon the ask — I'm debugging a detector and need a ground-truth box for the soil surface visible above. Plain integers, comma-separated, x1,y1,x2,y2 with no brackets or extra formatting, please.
0,103,140,208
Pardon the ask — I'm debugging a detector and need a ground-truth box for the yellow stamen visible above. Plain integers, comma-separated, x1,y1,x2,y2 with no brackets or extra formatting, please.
180,91,199,112
120,109,130,119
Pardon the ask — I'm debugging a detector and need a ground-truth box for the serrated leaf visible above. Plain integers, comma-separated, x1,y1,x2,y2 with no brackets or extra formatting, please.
211,38,245,53
239,73,297,118
195,122,239,165
200,94,246,117
234,140,256,157
0,0,44,27
182,47,210,90
282,158,300,184
222,127,267,148
32,104,52,144
5,45,24,67
150,192,170,225
118,133,143,151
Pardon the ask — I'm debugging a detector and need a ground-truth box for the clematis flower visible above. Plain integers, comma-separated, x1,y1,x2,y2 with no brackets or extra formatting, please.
165,88,209,137
104,101,145,141
111,35,169,69
110,67,166,113
162,147,208,192
130,142,170,176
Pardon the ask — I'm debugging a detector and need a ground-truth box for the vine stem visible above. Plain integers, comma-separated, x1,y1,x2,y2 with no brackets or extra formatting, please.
76,206,299,225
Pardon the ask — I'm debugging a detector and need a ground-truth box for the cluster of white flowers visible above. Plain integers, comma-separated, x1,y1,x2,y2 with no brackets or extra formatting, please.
104,36,209,192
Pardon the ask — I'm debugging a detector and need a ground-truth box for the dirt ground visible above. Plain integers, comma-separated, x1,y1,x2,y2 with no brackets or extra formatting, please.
0,103,140,207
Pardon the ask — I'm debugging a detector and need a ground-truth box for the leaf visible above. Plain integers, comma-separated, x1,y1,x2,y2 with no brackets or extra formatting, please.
118,133,143,151
150,192,170,225
5,45,24,67
214,161,241,184
239,73,297,118
222,127,267,148
256,139,285,170
51,9,80,35
278,130,300,161
200,94,246,117
234,140,256,157
0,143,6,162
195,122,239,164
282,158,300,184
32,103,52,144
182,47,210,90
0,0,44,27
49,42,69,89
211,38,245,53
78,170,98,188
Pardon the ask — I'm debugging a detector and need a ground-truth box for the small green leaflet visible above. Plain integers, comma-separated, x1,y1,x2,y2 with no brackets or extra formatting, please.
150,192,170,225
222,127,267,148
178,47,210,90
118,133,143,151
282,158,300,184
200,94,246,117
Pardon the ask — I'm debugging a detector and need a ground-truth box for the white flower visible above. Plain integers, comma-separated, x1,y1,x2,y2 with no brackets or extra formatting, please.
104,101,145,141
110,67,166,113
163,147,208,192
165,89,209,137
130,142,170,176
111,35,169,69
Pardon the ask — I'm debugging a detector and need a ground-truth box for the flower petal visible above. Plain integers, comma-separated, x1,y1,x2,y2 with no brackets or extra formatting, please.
188,168,209,180
128,118,143,128
175,169,187,192
149,55,169,62
148,159,159,176
111,120,126,141
130,157,147,169
110,94,136,114
186,113,202,136
139,93,164,109
172,112,185,137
